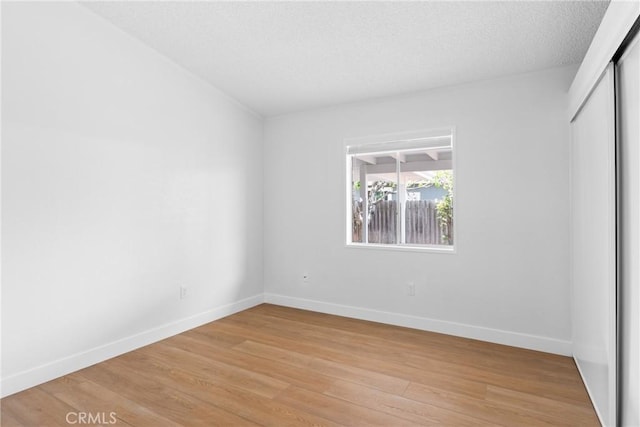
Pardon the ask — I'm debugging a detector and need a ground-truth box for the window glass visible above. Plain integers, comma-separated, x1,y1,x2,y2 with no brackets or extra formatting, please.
347,131,454,249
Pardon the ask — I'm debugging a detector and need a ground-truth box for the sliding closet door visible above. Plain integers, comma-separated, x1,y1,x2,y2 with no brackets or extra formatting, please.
617,32,640,427
571,63,616,427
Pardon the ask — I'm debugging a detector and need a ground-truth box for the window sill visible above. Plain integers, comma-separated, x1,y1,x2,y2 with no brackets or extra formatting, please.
345,243,456,254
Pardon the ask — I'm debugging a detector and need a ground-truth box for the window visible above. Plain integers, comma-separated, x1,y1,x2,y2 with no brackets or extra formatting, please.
346,129,455,251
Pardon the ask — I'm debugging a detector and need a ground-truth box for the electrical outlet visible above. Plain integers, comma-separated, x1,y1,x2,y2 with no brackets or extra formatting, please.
180,286,188,299
408,282,416,296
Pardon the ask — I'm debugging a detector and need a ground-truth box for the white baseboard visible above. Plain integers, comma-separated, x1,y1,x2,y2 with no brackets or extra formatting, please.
1,292,573,398
264,293,572,356
0,294,264,398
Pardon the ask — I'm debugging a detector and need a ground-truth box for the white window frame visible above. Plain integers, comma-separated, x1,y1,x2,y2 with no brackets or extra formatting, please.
344,127,457,253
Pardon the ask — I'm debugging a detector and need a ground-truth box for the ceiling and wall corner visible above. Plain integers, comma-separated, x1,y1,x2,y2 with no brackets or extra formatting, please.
82,1,609,117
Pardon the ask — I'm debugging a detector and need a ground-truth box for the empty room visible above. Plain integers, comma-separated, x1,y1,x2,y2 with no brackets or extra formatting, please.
1,1,639,426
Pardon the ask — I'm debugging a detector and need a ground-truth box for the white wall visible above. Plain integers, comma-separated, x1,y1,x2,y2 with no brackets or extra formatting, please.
263,65,576,355
1,2,263,395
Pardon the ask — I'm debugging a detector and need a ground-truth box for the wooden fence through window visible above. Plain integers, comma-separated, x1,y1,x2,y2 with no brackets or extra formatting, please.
352,200,452,245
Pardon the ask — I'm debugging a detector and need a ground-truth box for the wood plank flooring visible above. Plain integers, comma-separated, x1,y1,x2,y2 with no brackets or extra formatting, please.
1,304,599,426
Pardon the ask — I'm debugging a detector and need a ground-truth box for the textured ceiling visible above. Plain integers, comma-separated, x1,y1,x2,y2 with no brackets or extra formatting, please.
83,1,609,117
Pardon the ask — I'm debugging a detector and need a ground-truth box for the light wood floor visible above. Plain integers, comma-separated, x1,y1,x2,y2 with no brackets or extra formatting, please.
1,304,598,426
